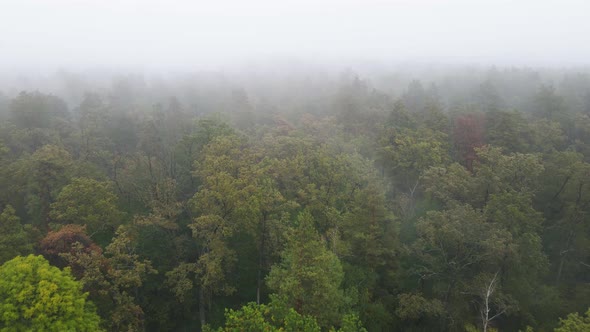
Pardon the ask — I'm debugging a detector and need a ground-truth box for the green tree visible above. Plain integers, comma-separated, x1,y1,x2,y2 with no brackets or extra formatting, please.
267,210,348,329
9,91,69,130
526,119,566,153
50,177,124,237
395,293,445,325
423,146,543,209
554,308,590,332
410,204,514,327
377,126,449,217
533,85,568,121
0,141,8,163
485,110,528,153
333,314,368,332
75,92,113,165
538,151,590,285
208,302,321,332
339,182,397,330
174,117,235,197
402,80,427,113
420,147,548,329
7,92,72,153
185,134,256,326
0,255,102,331
477,80,504,113
0,205,33,264
27,144,73,231
234,161,293,305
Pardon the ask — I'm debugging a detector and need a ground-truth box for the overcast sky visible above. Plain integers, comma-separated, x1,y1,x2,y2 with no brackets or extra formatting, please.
1,0,590,70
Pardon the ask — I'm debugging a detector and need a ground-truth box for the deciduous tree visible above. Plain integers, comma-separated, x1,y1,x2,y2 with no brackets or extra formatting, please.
0,255,102,331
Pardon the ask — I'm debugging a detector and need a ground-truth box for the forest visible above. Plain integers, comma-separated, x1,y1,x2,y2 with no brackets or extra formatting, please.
0,66,590,332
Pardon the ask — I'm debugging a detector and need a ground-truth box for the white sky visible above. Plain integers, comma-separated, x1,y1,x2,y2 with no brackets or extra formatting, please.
1,0,590,70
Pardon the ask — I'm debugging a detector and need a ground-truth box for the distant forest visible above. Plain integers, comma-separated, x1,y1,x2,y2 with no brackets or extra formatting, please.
0,66,590,331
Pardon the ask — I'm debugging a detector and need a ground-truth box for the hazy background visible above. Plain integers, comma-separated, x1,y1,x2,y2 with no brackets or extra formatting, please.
2,0,590,71
1,0,590,109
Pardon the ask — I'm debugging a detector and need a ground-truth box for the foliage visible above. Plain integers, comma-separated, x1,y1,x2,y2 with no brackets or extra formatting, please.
207,302,321,332
61,226,156,331
267,210,348,329
39,224,101,268
0,205,33,264
1,68,590,331
50,177,124,236
0,255,102,331
554,308,590,332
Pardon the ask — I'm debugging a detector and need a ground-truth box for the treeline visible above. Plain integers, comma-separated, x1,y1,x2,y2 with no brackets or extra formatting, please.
0,67,589,331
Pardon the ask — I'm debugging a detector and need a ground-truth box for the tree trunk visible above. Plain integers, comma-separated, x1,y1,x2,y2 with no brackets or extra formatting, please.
40,180,52,232
199,287,206,330
257,216,267,305
556,230,574,284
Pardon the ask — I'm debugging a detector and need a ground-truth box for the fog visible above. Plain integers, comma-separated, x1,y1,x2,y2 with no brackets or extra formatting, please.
3,2,590,331
2,0,590,72
2,0,590,108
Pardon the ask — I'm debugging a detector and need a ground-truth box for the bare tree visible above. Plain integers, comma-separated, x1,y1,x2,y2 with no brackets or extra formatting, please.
479,271,507,332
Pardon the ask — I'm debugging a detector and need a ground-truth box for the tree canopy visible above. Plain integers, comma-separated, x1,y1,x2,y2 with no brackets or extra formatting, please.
0,255,102,332
0,67,589,331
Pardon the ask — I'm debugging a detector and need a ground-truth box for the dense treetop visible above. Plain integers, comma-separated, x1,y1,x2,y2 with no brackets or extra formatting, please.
0,66,589,331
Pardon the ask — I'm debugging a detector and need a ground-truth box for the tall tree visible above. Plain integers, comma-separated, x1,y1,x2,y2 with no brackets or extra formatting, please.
28,144,73,231
267,210,348,329
0,205,34,264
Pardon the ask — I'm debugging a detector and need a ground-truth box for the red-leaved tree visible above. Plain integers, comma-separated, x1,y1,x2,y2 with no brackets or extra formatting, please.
453,113,485,171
